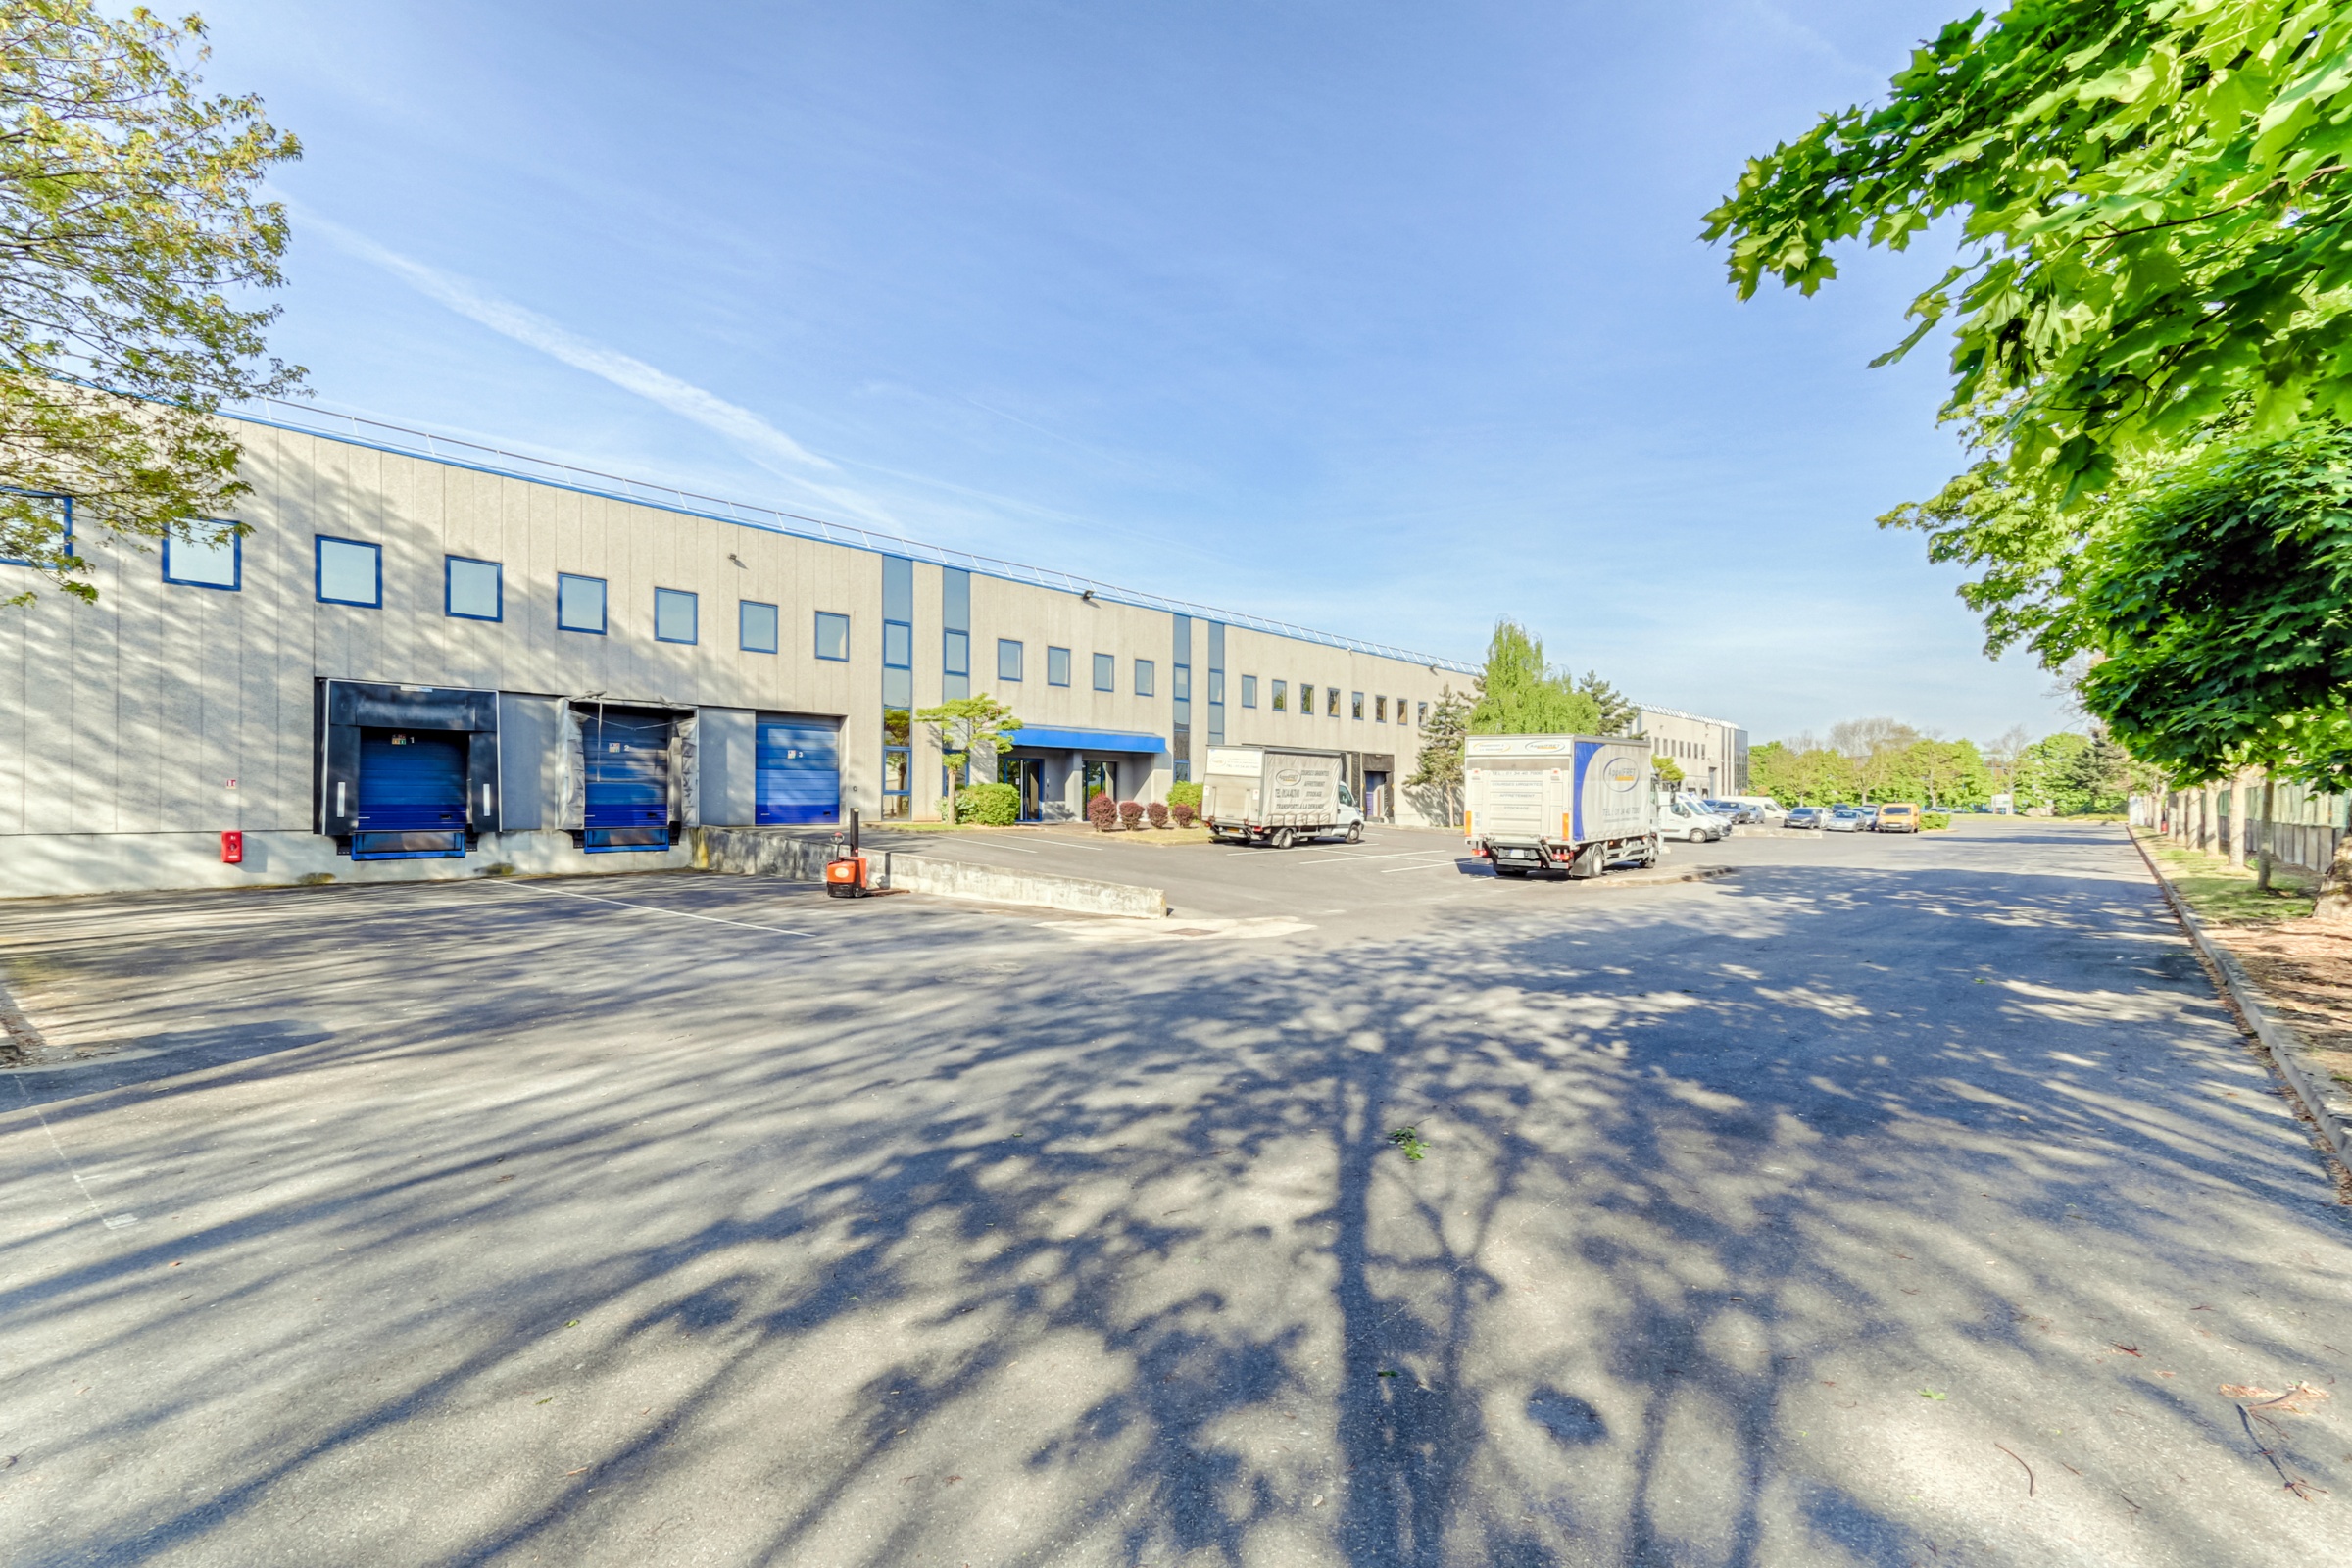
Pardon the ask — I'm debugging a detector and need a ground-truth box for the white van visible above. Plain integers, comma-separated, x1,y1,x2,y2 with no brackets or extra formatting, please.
1728,795,1787,825
1659,794,1730,843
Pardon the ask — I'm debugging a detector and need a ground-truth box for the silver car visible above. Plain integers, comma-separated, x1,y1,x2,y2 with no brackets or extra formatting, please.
1825,808,1866,833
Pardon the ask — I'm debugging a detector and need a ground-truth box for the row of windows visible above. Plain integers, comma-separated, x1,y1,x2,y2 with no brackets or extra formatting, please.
1652,735,1710,760
1246,678,1422,726
162,532,1431,716
160,531,862,658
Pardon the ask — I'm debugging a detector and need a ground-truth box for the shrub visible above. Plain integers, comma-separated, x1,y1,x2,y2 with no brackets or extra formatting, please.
1118,799,1145,830
1088,793,1119,832
1167,780,1203,811
1920,811,1953,831
1146,801,1169,829
1170,802,1197,828
957,782,1020,826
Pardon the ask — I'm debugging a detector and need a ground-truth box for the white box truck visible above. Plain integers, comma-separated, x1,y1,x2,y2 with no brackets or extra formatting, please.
1202,745,1365,848
1463,734,1658,878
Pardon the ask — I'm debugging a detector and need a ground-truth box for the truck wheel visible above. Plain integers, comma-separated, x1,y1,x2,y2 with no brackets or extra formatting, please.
1272,827,1295,850
1346,822,1363,844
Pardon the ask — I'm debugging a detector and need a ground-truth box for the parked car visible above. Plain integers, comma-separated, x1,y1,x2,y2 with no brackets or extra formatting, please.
1659,794,1729,842
1785,806,1828,830
1703,798,1762,824
1727,795,1787,824
1876,803,1922,833
1825,808,1867,833
1854,806,1883,830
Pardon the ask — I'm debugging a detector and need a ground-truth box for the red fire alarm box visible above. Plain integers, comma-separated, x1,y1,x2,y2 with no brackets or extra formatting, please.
220,830,243,864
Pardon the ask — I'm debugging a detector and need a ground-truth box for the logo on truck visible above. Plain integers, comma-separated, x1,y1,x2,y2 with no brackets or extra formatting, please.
1276,768,1301,785
1603,758,1642,791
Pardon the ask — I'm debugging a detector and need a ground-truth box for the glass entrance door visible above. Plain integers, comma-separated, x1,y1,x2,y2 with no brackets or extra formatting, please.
1000,756,1045,821
1083,760,1117,807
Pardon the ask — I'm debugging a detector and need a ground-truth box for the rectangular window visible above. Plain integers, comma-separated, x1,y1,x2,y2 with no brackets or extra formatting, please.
1173,664,1192,702
1416,700,1427,727
1206,669,1224,704
444,556,501,621
1327,686,1341,717
1351,691,1365,720
740,600,779,653
1241,675,1257,709
654,587,698,644
1375,695,1388,723
1048,645,1071,686
882,554,914,710
1093,652,1115,691
1135,658,1155,697
814,611,850,661
998,638,1023,681
0,494,70,569
941,566,970,701
1271,679,1287,712
884,621,912,666
164,525,240,591
558,572,607,633
316,536,381,608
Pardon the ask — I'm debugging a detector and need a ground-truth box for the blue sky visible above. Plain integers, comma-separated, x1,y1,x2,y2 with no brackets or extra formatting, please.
202,0,2066,745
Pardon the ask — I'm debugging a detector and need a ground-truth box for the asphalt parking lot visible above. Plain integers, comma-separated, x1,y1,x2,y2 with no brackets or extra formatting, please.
5,820,2351,1566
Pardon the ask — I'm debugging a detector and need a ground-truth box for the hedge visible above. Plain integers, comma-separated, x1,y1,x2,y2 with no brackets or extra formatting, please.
956,782,1020,826
1167,780,1202,810
1920,811,1952,831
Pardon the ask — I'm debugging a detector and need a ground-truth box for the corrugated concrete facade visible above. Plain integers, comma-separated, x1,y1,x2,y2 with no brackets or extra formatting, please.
0,416,1466,896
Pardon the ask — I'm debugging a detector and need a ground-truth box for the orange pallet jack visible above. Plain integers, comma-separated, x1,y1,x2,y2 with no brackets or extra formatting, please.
825,809,869,898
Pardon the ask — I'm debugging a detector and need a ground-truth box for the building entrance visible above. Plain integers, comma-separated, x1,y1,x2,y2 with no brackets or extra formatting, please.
1000,755,1046,822
1083,760,1118,808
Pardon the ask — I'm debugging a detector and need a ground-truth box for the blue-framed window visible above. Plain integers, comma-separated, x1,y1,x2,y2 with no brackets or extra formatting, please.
1271,679,1288,712
444,556,501,620
1376,695,1388,723
1047,645,1070,686
163,525,240,591
882,555,914,718
0,492,71,568
944,629,969,679
740,600,779,654
1241,675,1257,709
316,536,381,608
1093,652,1115,692
1134,658,1155,697
654,588,698,644
1352,691,1365,720
998,638,1023,681
558,572,607,634
815,611,850,661
1207,669,1224,704
942,565,971,702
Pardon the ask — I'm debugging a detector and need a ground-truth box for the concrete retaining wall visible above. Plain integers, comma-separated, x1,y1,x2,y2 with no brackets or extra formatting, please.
690,827,1166,919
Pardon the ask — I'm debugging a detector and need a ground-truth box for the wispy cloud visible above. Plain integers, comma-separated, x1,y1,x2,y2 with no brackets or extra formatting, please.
302,210,837,478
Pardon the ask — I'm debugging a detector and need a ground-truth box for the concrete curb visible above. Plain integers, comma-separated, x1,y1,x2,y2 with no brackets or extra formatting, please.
690,827,1167,919
2127,828,2352,1173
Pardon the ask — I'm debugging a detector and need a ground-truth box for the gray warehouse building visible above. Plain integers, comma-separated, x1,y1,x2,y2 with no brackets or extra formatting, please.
0,406,1479,897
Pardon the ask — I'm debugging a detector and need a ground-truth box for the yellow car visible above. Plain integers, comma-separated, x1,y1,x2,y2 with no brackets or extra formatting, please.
1875,802,1922,833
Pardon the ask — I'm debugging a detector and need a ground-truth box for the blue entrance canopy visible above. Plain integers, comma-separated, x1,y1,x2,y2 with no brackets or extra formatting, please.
1005,726,1166,754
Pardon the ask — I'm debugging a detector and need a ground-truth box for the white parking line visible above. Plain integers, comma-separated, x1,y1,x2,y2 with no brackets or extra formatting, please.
490,880,815,937
1296,849,1455,866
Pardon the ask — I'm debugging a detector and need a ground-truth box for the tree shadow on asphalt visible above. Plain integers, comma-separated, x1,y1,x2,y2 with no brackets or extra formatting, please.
3,850,2348,1568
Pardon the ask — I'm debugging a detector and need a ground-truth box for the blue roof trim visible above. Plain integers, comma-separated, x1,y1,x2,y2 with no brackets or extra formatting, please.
221,400,1479,676
1005,726,1166,754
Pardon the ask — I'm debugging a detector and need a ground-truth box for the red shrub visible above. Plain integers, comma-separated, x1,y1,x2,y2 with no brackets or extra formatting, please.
1087,793,1119,832
1118,799,1145,829
1146,801,1169,829
1170,802,1197,827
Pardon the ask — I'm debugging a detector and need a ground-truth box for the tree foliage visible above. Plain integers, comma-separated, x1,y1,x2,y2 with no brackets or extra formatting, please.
1706,0,2352,500
2015,731,2132,813
1752,733,1993,807
1406,684,1472,823
916,694,1022,817
0,2,303,603
1575,668,1639,736
1468,620,1600,735
2070,422,2352,785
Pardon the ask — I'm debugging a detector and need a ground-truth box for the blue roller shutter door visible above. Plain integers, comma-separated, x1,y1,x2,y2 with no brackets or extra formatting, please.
584,712,672,851
354,730,468,858
756,719,841,825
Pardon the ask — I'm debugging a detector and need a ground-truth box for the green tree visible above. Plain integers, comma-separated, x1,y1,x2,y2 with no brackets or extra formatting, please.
1706,0,2352,502
1575,669,1639,737
915,695,1021,822
1405,684,1471,825
1469,619,1599,735
1653,755,1685,788
0,2,302,604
